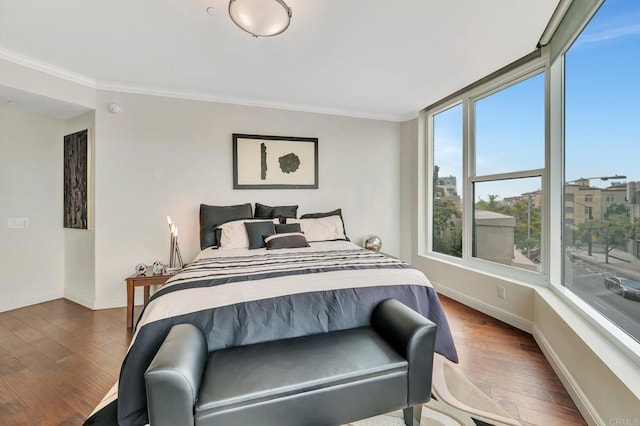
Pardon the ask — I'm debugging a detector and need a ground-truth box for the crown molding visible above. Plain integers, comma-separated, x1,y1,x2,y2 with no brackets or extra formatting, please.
96,80,409,122
1,46,415,122
0,47,96,88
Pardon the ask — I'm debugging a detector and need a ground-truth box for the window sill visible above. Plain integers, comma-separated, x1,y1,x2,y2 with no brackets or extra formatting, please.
418,251,548,288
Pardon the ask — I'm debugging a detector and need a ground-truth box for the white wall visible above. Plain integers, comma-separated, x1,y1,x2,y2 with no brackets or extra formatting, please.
533,289,640,424
0,106,65,311
399,119,418,262
92,91,402,308
64,112,95,307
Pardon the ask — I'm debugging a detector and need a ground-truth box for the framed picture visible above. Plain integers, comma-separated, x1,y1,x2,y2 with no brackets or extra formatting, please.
233,134,318,189
63,129,91,229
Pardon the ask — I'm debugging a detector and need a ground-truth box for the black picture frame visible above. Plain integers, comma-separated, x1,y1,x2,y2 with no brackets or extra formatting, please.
233,134,319,189
63,129,90,229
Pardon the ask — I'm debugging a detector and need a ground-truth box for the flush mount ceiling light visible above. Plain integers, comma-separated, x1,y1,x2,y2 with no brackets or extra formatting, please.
228,0,292,37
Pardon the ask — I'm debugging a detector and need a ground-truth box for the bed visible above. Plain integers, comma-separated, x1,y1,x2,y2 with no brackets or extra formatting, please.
85,206,458,426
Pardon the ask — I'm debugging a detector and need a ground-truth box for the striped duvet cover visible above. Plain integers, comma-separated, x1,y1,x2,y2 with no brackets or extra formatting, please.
86,241,458,426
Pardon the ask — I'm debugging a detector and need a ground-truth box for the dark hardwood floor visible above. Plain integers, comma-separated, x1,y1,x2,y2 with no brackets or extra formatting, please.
439,295,586,425
0,296,585,425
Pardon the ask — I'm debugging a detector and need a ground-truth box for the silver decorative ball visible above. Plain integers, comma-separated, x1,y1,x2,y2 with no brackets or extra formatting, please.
364,235,382,252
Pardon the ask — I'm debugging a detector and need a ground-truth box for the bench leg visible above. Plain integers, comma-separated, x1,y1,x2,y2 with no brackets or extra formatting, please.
403,405,422,426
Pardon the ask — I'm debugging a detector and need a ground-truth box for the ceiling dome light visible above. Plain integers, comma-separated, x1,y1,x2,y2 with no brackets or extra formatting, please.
228,0,292,37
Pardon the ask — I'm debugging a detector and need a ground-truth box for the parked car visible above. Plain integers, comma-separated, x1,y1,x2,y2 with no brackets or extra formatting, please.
604,276,640,300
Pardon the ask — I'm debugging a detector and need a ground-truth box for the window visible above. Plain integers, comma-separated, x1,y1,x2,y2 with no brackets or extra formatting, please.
432,104,463,258
472,73,544,272
562,0,640,342
427,65,546,275
474,74,545,176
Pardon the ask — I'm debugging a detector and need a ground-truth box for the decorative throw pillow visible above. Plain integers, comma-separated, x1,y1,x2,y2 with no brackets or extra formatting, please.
299,208,349,240
199,203,253,249
275,223,302,234
244,221,277,249
286,216,347,242
299,208,342,219
254,203,298,222
264,232,310,250
218,218,278,249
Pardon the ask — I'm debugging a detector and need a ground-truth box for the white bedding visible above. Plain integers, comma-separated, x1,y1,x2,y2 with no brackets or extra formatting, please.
136,241,431,336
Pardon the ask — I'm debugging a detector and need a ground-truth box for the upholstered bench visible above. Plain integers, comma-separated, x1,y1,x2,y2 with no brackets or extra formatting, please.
144,299,437,426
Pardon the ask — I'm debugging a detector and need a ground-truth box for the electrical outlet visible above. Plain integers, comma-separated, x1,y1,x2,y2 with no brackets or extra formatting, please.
497,286,506,299
8,218,29,229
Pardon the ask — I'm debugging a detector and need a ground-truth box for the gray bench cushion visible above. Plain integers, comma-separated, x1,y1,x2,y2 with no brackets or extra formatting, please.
196,327,408,414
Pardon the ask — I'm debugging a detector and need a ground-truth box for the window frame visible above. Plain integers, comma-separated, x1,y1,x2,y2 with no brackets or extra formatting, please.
425,58,550,285
423,0,640,366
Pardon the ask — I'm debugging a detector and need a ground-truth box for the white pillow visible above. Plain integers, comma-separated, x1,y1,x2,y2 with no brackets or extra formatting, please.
218,218,278,249
287,216,346,242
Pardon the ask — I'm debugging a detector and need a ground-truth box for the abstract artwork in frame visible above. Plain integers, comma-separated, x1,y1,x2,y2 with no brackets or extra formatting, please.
63,129,90,229
233,134,318,189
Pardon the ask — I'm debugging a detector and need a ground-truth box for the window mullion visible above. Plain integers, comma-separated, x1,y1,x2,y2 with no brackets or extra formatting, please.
463,96,473,261
549,53,564,286
471,169,544,183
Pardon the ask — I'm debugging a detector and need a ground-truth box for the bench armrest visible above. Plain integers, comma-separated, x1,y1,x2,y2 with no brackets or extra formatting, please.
371,299,437,406
145,323,208,426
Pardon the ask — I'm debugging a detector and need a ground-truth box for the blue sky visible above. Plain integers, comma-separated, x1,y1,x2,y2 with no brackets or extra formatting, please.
433,0,639,202
566,0,640,185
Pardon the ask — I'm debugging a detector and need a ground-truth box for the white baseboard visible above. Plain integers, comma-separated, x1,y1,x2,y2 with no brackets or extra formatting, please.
434,283,533,333
63,290,95,310
0,291,64,313
92,297,128,310
532,324,602,426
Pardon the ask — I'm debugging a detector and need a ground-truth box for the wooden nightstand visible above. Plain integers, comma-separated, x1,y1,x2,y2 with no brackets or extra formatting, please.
125,271,174,328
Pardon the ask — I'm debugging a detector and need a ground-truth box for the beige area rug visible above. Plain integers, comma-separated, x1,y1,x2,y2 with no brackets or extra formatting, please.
347,355,522,426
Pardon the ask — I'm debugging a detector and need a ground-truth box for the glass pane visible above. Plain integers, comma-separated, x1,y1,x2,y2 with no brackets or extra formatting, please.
475,73,544,175
432,104,463,257
564,0,640,342
473,177,542,272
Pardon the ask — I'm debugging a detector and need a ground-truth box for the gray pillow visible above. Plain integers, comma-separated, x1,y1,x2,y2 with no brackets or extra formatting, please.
264,233,310,250
199,203,253,249
300,208,342,219
244,221,277,249
275,223,302,234
254,203,298,223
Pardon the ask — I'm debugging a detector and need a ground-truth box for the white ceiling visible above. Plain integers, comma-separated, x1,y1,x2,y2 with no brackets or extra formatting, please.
0,0,559,121
0,85,92,119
